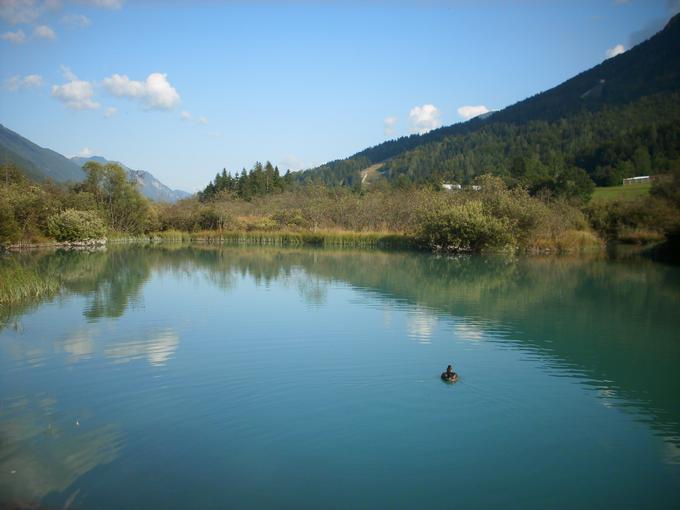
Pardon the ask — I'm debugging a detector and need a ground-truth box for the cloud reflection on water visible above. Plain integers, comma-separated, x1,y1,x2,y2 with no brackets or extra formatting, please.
406,307,438,344
105,329,180,366
57,327,96,362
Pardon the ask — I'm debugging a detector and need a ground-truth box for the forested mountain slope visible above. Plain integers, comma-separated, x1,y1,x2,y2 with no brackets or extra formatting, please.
0,124,85,183
299,13,680,188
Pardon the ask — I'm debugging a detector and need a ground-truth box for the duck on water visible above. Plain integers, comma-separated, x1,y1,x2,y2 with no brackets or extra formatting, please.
441,365,458,383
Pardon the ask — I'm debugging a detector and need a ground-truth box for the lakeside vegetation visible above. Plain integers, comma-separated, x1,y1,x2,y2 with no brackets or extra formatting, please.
0,258,59,311
2,158,680,259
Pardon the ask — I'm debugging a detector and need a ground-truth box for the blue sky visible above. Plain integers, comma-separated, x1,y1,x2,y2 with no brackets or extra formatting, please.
0,0,678,191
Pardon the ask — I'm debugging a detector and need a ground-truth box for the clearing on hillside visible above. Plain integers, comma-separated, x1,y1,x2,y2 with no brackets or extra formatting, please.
360,163,385,188
591,182,652,202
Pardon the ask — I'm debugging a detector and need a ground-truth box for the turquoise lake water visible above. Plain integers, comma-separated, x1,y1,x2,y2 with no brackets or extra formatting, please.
1,246,679,509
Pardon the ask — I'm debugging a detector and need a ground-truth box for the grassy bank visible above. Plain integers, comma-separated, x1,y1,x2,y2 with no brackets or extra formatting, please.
0,259,60,320
108,229,416,249
591,182,652,202
5,160,672,256
189,230,416,249
112,227,602,253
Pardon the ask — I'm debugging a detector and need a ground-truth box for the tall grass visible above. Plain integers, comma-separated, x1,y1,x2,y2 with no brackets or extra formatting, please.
0,260,60,307
527,230,604,254
189,230,416,249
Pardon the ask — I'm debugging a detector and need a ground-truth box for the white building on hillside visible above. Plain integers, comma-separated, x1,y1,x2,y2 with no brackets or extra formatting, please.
442,183,462,191
623,176,651,185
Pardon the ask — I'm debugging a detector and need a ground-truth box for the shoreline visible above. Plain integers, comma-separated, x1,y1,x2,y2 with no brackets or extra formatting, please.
0,228,614,255
1,231,417,252
0,236,668,312
2,238,108,252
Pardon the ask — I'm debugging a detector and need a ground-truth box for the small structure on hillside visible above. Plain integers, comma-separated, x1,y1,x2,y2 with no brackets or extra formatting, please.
623,176,651,185
442,183,462,191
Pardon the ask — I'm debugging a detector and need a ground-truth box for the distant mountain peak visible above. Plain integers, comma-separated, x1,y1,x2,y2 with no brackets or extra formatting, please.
71,155,191,203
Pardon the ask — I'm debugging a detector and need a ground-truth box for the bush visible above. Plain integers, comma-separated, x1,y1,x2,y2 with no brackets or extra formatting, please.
272,208,309,229
416,201,514,253
244,216,279,231
0,198,21,244
197,207,233,230
585,197,678,241
47,209,107,242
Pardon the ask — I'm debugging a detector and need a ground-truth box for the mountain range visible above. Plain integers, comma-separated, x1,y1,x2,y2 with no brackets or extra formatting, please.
299,13,680,187
71,156,191,203
0,124,190,203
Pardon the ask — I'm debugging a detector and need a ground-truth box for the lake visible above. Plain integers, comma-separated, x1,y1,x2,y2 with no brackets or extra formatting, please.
1,245,679,509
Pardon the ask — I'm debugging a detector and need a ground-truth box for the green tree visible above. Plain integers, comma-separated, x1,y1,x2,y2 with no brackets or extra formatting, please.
79,161,151,233
416,201,514,253
553,167,595,203
47,209,107,241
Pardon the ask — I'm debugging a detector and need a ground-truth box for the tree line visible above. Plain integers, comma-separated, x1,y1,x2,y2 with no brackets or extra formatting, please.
299,93,680,202
2,152,679,258
198,162,295,201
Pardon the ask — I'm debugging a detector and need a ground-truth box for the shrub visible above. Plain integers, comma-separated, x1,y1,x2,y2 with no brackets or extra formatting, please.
244,216,279,231
197,207,234,230
47,209,107,242
585,197,679,241
272,208,309,229
416,201,514,253
0,198,21,244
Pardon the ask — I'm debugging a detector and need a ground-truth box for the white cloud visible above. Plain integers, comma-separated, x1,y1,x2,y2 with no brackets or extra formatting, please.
34,24,56,39
51,67,99,110
0,0,45,24
5,74,43,91
180,111,209,125
62,13,91,27
457,104,490,120
80,0,123,8
103,73,181,110
1,29,27,44
61,64,77,81
605,43,625,59
280,154,304,172
384,116,397,136
0,0,118,26
77,147,93,157
409,104,441,134
104,106,117,117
